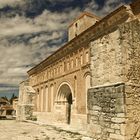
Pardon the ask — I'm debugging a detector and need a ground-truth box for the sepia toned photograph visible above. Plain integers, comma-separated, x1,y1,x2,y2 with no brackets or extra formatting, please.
0,0,140,139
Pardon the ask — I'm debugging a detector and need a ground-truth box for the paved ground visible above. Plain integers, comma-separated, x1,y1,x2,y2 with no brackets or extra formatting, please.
0,120,89,140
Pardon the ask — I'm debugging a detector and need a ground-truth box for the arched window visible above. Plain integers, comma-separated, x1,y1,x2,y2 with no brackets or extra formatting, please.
86,52,89,63
75,23,78,27
85,74,91,113
76,57,78,67
64,62,66,72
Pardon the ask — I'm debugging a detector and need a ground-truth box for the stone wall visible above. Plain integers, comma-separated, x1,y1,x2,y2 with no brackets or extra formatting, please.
89,19,140,139
17,80,35,121
87,83,140,140
119,20,140,84
90,27,124,87
119,20,140,139
87,83,126,139
125,84,140,139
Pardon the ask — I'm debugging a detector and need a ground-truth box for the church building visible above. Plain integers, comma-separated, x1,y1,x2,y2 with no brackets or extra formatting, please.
18,0,140,139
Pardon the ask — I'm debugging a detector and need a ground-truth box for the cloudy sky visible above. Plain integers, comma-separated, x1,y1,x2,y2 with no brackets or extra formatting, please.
0,0,132,98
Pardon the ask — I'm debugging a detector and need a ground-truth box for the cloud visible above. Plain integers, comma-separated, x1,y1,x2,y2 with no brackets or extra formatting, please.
0,6,82,95
0,0,132,96
0,0,22,7
84,0,131,17
0,16,38,37
47,0,74,2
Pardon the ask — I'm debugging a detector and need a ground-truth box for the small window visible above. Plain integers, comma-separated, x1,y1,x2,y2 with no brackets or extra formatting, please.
64,62,66,71
80,55,83,65
76,57,78,67
75,23,78,27
86,52,89,63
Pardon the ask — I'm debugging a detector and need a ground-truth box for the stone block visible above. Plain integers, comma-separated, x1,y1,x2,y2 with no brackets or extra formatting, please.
91,110,100,116
125,122,136,135
115,129,121,135
106,128,115,133
81,137,93,140
110,133,125,140
117,113,125,118
125,97,133,105
111,117,125,123
111,124,120,129
88,124,102,135
120,124,126,135
91,115,99,121
115,103,125,113
93,106,101,111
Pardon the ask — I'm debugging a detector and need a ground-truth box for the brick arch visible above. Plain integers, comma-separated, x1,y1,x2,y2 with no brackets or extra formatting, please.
55,81,74,102
55,81,74,124
83,71,91,78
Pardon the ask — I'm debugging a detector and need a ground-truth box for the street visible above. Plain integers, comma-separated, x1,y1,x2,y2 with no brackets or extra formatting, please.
0,120,85,140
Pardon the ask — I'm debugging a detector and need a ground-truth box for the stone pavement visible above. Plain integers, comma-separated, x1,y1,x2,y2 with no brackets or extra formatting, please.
0,120,93,140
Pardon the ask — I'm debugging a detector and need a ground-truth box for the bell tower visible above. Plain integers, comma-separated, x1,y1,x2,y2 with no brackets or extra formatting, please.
68,11,100,41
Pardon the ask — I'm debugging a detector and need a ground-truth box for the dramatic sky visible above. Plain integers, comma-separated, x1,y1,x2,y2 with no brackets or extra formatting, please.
0,0,132,98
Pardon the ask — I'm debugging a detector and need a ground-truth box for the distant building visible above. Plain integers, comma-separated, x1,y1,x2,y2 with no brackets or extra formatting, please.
0,98,13,118
0,98,10,107
12,98,18,111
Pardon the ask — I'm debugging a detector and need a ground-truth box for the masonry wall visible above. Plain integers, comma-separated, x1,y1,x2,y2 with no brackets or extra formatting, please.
120,20,140,140
90,26,125,87
87,83,125,139
88,19,140,139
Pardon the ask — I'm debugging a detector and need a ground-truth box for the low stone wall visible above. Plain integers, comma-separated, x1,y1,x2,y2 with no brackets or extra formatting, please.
87,83,140,140
17,105,34,121
87,83,126,140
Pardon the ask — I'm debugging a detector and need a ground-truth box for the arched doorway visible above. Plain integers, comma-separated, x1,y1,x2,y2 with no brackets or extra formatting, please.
56,83,73,124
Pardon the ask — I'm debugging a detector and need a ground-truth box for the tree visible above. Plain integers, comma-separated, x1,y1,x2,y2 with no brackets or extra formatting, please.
9,93,17,105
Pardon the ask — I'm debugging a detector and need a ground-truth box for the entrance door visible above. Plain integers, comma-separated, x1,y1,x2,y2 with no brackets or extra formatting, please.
56,84,73,124
66,93,72,124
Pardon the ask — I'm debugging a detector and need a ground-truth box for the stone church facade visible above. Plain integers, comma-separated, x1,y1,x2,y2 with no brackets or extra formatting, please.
19,0,140,139
27,11,99,127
